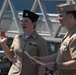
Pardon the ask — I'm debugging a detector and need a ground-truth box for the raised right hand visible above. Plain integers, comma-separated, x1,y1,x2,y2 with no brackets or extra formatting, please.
0,30,8,44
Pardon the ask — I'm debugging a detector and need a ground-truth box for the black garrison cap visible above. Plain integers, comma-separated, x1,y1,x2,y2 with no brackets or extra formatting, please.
23,10,39,22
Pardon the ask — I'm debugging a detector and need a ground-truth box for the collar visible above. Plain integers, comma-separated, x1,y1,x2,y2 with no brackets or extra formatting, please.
30,31,38,39
19,31,38,39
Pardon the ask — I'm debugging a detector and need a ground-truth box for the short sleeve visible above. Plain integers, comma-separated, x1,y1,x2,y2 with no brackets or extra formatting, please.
10,37,16,56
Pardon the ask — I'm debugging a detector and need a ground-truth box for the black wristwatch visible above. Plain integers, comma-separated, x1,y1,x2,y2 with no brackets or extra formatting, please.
54,62,58,70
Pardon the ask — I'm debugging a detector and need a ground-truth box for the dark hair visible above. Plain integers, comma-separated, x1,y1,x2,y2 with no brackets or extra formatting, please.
66,11,76,20
31,21,36,29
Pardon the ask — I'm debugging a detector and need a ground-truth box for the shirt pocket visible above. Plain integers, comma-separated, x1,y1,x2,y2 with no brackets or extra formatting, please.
25,42,38,56
60,40,71,61
60,43,67,51
60,38,70,51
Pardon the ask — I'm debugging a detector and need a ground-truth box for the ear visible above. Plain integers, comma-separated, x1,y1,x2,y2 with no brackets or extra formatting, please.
69,13,73,18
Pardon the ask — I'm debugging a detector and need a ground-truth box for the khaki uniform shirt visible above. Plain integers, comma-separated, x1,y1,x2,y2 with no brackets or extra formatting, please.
8,31,48,75
56,25,76,75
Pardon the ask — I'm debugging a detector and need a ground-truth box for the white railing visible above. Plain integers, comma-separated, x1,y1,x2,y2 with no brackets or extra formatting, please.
0,12,67,42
